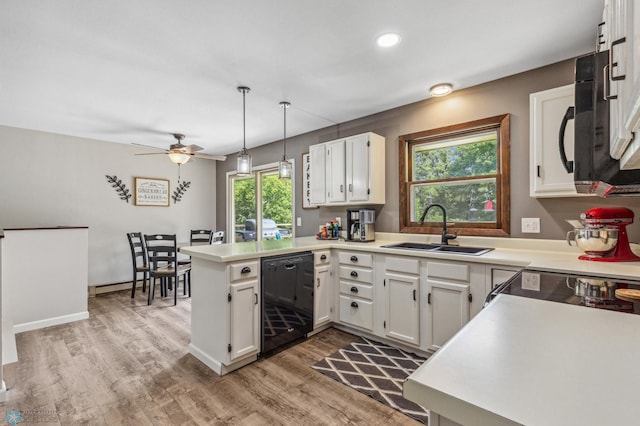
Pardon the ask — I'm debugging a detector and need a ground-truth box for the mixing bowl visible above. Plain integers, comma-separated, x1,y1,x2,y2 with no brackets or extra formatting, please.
566,227,618,255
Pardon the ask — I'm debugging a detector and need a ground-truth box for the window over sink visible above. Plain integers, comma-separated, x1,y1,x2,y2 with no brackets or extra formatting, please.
398,114,511,237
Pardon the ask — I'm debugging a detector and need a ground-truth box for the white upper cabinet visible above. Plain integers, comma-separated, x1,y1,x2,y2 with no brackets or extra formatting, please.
326,139,347,203
308,132,385,206
529,85,590,197
309,143,327,205
603,0,640,169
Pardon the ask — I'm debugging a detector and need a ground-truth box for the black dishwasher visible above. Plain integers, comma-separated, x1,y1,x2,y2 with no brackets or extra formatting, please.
260,251,314,355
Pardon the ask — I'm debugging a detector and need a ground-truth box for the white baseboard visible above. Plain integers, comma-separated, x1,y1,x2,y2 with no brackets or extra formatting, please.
13,312,89,334
188,343,223,374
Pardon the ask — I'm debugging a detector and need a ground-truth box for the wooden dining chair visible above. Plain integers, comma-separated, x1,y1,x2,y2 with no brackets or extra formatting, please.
190,229,214,245
126,232,148,299
144,234,191,305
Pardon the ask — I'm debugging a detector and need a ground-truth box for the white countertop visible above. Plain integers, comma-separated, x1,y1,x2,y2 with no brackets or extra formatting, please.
403,294,640,426
181,233,640,280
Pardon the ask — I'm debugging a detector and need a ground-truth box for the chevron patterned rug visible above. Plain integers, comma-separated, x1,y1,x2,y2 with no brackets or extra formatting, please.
312,336,429,424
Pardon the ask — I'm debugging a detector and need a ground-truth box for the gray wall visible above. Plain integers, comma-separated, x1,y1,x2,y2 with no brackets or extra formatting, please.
217,59,640,242
0,126,217,285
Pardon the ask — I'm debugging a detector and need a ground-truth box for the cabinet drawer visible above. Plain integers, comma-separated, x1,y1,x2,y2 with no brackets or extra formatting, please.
385,256,420,275
339,295,373,331
339,281,373,300
427,261,469,282
314,250,331,266
339,265,373,283
338,251,373,268
229,261,259,282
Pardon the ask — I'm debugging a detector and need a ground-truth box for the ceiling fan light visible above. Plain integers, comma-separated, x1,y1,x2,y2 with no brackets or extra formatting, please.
430,83,453,97
237,148,252,176
168,151,190,165
279,158,292,179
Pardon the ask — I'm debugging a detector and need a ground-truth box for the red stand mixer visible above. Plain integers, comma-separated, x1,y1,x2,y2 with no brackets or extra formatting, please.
567,207,640,262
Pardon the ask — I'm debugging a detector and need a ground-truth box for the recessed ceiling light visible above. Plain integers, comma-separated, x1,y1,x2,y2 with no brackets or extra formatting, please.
430,83,453,97
376,33,401,48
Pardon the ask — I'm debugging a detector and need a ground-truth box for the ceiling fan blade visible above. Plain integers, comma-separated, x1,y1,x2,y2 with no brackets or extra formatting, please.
134,152,166,156
184,144,204,153
131,142,169,152
193,152,227,161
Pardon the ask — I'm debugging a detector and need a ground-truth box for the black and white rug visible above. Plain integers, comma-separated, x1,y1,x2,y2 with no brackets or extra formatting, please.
312,336,429,424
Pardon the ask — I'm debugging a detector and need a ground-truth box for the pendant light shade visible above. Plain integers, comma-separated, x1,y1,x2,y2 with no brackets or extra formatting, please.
236,86,252,176
278,101,292,179
168,151,191,165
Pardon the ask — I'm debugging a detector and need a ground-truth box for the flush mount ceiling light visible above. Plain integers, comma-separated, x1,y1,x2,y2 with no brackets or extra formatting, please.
430,83,453,97
236,86,252,176
376,32,401,47
278,101,292,179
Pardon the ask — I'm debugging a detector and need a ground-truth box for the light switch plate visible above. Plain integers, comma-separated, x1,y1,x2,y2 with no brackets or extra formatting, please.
296,217,302,227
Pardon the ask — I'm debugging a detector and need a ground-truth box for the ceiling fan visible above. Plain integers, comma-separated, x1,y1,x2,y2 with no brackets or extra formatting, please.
133,133,227,164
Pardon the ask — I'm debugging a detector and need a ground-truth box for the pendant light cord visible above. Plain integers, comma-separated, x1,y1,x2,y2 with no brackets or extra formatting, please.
283,103,287,158
242,89,246,151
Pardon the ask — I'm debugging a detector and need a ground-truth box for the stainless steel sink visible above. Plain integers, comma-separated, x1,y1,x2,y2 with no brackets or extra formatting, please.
380,242,442,250
381,242,493,256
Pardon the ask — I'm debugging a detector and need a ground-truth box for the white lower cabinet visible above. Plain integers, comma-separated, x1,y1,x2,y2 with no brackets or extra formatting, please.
337,251,374,332
425,260,486,351
188,258,260,375
382,256,420,346
229,279,260,361
313,250,332,328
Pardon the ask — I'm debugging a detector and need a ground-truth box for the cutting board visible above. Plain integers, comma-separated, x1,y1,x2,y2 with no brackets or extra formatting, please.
615,289,640,302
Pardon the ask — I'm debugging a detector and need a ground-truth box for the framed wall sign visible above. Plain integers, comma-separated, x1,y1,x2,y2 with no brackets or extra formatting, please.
134,177,170,206
302,153,318,209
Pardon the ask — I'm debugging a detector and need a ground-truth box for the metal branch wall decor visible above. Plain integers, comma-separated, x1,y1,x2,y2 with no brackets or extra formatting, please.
105,175,132,203
172,181,191,203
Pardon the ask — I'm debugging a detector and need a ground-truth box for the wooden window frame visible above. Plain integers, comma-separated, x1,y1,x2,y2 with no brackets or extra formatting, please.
398,114,511,237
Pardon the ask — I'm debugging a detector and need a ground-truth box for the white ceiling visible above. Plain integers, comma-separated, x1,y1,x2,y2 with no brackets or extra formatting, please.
1,0,603,158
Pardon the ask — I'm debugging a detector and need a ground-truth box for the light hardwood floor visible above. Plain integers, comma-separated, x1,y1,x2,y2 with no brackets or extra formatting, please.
0,290,420,425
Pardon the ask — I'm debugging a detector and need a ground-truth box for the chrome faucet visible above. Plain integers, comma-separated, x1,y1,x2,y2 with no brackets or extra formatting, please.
418,203,457,245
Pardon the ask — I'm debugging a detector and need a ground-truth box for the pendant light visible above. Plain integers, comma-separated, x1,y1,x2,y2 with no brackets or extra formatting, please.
278,101,292,179
236,86,252,176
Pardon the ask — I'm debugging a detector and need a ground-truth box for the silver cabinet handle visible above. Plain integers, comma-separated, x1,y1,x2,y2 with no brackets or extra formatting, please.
348,183,353,193
340,184,344,193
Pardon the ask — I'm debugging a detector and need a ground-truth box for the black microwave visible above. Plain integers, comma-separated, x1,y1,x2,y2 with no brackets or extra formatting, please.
559,50,640,196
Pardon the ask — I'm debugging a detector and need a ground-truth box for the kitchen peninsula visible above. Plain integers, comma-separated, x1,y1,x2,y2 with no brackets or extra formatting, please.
181,233,640,378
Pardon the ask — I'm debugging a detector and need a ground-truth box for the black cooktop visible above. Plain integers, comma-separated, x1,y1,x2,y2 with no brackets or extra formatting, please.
489,269,640,314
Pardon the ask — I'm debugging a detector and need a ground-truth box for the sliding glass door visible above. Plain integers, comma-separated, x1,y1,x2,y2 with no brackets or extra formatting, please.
228,162,294,243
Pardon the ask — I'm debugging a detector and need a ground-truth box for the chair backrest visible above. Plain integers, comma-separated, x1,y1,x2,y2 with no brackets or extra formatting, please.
212,231,224,244
127,232,147,268
144,234,178,269
190,229,213,245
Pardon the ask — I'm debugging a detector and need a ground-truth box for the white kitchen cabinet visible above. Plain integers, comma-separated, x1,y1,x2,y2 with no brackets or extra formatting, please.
188,258,260,375
229,279,260,360
529,85,590,197
382,256,420,346
308,132,385,206
425,260,485,351
603,0,640,169
308,143,327,204
326,139,347,203
337,251,374,331
313,250,332,328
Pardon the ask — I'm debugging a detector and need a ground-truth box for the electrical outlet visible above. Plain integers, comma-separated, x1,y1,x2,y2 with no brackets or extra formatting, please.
521,217,540,233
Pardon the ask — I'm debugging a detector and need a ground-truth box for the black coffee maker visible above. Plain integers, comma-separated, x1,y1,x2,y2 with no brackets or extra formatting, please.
347,208,376,242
